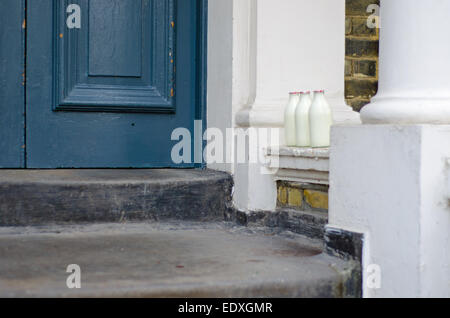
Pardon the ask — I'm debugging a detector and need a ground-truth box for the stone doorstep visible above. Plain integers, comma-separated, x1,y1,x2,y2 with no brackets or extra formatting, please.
0,222,360,298
0,169,233,226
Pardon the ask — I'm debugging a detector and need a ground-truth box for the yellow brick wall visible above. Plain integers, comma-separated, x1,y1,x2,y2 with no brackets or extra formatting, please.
277,182,328,212
345,0,380,112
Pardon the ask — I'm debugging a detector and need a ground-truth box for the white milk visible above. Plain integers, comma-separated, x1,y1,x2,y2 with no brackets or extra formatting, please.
309,90,332,148
284,92,300,146
295,92,312,147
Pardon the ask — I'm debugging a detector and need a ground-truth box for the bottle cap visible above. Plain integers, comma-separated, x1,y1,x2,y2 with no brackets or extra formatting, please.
314,90,325,93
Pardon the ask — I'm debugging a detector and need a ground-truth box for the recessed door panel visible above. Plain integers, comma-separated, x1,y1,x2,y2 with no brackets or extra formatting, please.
88,0,143,77
55,0,176,113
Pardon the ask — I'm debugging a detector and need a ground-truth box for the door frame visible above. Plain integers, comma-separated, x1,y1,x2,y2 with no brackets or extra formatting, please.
196,0,208,169
0,0,208,168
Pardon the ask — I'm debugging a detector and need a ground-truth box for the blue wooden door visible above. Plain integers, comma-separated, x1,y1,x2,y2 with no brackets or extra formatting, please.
22,0,205,168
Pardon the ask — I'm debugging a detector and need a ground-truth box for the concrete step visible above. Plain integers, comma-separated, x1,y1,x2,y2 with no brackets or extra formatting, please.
0,170,233,226
0,222,359,298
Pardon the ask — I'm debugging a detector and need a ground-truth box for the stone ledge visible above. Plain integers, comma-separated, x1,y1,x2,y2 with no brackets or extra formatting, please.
266,146,330,185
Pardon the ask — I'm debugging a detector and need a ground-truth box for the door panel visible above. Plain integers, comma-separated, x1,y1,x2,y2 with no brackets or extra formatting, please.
26,0,200,168
88,0,142,78
55,0,176,112
0,0,25,168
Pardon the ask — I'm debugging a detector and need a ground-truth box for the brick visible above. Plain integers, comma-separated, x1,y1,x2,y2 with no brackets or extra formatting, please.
353,59,377,77
345,18,352,35
346,98,371,112
345,59,353,77
345,78,378,99
278,186,288,205
349,17,377,37
346,38,379,57
304,190,328,210
288,188,303,208
346,0,380,17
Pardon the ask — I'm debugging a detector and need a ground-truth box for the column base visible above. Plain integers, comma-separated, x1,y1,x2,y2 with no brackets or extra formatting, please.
361,97,450,124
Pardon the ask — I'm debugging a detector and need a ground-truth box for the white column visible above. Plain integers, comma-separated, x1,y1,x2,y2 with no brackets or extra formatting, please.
361,0,450,124
330,0,450,297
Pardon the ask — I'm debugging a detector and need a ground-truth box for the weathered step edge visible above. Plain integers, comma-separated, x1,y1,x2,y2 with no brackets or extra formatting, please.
229,209,328,241
0,169,233,226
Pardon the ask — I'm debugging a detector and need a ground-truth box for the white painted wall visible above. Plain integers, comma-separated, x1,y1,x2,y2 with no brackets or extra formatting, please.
207,0,233,173
418,127,450,297
255,0,345,104
208,0,358,211
236,0,358,130
330,125,450,297
232,0,356,211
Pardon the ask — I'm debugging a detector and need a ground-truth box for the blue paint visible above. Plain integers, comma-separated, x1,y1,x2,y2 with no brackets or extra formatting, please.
22,0,207,168
0,0,25,168
54,0,177,113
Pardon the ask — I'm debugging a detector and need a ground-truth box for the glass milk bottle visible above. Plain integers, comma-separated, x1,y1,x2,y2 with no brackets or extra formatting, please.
284,92,300,146
295,92,312,147
309,90,333,148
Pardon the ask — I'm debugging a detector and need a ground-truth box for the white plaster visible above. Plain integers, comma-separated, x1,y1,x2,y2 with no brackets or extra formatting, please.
418,127,450,297
330,125,450,297
206,0,234,173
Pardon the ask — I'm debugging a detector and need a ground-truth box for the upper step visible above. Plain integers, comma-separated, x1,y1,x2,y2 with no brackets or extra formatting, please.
0,169,233,226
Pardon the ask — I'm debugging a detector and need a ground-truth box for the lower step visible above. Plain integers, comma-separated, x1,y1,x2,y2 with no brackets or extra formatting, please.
0,222,359,298
0,169,233,226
